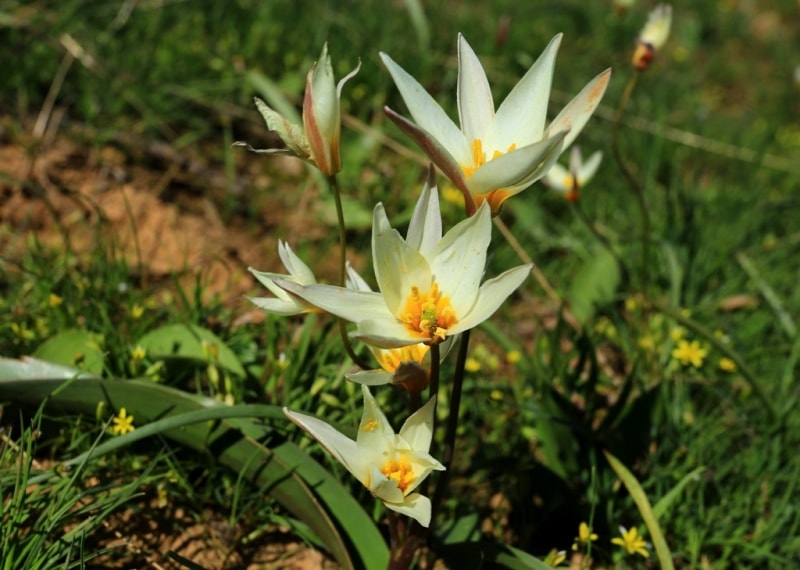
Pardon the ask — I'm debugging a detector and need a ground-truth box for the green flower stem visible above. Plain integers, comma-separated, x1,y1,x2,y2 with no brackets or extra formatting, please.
325,174,371,371
384,342,442,570
387,510,422,570
429,342,441,404
610,71,651,291
650,300,779,424
429,330,470,532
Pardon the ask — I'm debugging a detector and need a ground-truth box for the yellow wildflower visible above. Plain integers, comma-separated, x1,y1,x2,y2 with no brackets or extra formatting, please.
464,357,481,372
131,345,146,361
506,350,521,364
611,526,649,558
110,408,135,435
719,357,737,373
49,293,64,308
130,304,144,319
672,340,708,368
572,521,599,550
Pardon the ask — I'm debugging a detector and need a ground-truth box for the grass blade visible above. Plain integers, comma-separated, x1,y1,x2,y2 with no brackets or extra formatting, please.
604,450,674,570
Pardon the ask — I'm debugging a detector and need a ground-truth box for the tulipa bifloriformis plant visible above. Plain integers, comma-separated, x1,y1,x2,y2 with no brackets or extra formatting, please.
242,33,613,569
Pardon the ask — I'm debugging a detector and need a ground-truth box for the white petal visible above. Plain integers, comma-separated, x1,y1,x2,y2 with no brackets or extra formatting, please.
345,262,373,292
277,241,316,284
372,202,393,237
368,464,405,504
399,395,437,451
545,69,611,152
383,492,433,527
283,408,366,482
275,281,388,323
430,203,491,316
249,268,295,301
457,34,495,148
373,232,432,314
542,161,572,193
380,53,469,164
406,165,442,257
352,319,426,349
494,34,562,149
356,385,397,455
346,369,394,386
467,131,567,196
449,264,531,335
247,295,309,316
577,150,603,186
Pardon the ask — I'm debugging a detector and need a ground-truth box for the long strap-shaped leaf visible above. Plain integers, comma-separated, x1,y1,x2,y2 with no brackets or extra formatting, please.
0,358,388,570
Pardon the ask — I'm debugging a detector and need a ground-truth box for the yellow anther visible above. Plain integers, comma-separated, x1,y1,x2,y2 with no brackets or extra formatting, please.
380,454,415,494
397,282,457,343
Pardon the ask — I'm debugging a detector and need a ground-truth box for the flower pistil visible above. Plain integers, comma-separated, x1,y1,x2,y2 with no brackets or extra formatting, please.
397,282,457,342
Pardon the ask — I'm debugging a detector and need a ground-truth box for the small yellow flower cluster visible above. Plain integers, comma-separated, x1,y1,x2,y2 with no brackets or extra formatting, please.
612,525,649,558
130,304,145,319
462,344,501,374
572,522,598,551
110,408,135,435
719,357,737,373
671,339,708,368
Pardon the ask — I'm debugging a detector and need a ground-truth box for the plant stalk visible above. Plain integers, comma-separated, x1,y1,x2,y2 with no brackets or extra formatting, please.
326,174,371,370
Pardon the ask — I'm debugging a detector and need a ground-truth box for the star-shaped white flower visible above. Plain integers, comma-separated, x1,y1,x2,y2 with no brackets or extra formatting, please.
284,385,444,527
381,34,610,215
274,171,531,348
542,147,603,202
248,241,320,316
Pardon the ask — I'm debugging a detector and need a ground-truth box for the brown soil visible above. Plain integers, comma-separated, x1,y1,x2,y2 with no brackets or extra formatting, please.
0,117,361,312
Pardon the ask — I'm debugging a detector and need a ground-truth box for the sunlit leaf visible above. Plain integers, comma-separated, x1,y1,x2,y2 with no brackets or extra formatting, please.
32,329,105,375
137,324,246,377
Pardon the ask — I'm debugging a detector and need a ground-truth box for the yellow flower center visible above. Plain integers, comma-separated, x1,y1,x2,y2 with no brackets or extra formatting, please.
397,282,457,343
461,138,517,179
380,454,415,494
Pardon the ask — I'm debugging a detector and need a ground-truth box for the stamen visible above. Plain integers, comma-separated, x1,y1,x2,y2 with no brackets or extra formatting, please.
380,454,415,494
397,282,457,343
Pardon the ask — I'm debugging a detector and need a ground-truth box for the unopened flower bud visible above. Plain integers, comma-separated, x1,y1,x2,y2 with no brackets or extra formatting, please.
633,4,672,71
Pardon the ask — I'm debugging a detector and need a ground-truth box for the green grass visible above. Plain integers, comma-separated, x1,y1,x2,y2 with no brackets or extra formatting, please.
2,0,800,568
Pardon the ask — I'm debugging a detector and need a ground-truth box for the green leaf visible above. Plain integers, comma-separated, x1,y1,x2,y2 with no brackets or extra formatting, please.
137,324,246,377
567,249,621,324
32,330,105,375
438,513,481,545
604,450,675,570
0,358,388,570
